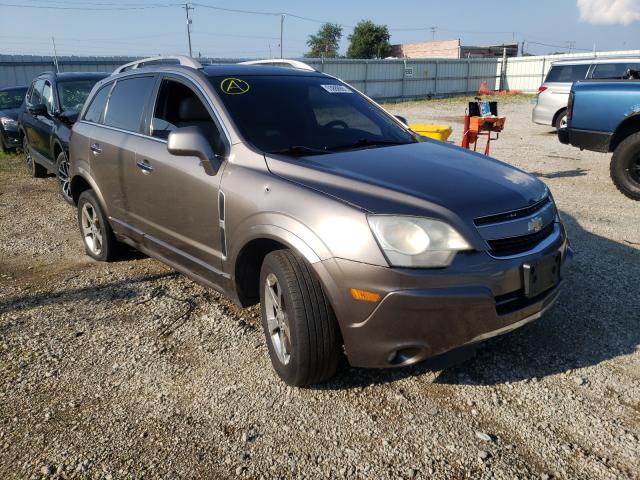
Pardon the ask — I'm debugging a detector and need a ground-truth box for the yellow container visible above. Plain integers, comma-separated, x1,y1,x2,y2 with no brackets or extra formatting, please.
408,124,452,141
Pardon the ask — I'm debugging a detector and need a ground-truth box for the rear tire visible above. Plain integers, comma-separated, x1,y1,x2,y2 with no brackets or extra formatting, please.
259,249,340,386
23,137,46,178
77,190,120,261
610,132,640,201
555,109,568,132
56,151,73,205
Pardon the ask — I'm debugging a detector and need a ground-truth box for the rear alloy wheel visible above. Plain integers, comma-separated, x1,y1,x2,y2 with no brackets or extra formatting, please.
56,151,73,205
555,110,568,132
610,132,640,201
23,137,46,178
77,190,119,261
259,250,340,386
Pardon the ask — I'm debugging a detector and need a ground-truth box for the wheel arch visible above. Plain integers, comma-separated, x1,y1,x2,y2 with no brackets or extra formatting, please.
231,225,324,308
552,107,567,128
611,114,640,152
69,172,107,210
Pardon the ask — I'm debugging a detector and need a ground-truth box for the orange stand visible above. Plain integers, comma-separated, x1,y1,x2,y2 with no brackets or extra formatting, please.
461,115,506,156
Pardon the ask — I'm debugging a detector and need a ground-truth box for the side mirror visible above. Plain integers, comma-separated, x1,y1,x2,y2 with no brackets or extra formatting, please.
57,110,79,125
167,126,223,176
395,115,408,126
29,103,48,116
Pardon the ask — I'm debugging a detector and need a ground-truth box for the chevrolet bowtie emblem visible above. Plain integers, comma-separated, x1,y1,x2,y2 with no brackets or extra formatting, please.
528,217,544,233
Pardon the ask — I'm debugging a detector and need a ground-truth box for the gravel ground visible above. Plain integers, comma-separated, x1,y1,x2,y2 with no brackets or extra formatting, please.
1,96,639,480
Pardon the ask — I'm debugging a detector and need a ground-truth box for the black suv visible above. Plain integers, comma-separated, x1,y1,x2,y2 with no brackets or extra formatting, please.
0,86,28,153
19,72,108,202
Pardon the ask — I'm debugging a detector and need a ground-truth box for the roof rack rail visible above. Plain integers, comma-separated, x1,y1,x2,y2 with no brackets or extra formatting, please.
113,55,202,74
239,59,316,72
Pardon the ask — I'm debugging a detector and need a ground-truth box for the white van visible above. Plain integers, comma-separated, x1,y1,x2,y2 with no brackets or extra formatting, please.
532,57,640,131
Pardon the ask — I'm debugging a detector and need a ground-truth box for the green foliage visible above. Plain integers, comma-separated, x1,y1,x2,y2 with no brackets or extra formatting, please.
305,23,343,58
346,20,391,59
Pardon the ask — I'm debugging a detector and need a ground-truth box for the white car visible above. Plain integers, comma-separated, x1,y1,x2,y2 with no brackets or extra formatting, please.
532,57,640,131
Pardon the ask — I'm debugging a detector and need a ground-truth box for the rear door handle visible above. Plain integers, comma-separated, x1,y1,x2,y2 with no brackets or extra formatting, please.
90,143,102,155
136,159,153,173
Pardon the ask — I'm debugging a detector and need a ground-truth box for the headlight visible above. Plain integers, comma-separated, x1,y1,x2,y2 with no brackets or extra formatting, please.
368,215,471,268
0,117,18,130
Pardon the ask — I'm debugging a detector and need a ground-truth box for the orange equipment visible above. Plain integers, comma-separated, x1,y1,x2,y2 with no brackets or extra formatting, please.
461,100,506,156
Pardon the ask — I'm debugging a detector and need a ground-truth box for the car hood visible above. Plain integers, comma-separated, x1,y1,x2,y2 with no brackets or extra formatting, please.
265,141,548,221
0,107,20,121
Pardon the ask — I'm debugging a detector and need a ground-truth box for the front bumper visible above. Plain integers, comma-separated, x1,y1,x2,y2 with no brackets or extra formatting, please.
313,224,572,368
1,129,20,148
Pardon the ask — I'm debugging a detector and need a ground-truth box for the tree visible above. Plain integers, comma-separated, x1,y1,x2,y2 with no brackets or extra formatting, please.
305,23,343,58
346,20,391,59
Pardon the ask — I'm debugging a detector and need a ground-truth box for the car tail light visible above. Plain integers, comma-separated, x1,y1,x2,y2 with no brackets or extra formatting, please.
538,86,548,93
567,92,574,121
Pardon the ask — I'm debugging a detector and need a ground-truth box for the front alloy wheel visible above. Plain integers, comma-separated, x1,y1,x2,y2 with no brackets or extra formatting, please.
259,250,340,386
264,272,292,365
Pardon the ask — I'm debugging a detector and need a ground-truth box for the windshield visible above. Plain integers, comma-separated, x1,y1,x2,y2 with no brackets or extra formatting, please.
57,80,100,112
0,88,27,110
209,74,416,154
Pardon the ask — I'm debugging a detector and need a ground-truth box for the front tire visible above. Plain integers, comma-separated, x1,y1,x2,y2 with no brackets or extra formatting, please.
610,132,640,201
56,151,73,205
23,137,46,178
259,250,340,386
77,190,119,261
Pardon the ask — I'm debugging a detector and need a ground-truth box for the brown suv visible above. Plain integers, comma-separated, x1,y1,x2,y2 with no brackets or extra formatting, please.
69,56,572,386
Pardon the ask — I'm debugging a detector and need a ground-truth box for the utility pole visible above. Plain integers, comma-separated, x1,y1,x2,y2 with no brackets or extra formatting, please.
184,3,194,57
566,40,575,54
51,37,59,73
430,26,437,41
280,14,285,58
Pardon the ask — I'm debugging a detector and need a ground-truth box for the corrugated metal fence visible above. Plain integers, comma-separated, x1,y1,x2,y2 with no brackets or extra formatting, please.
2,49,639,101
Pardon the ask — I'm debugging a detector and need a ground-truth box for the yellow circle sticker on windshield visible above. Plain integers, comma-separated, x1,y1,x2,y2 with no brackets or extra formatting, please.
220,77,250,95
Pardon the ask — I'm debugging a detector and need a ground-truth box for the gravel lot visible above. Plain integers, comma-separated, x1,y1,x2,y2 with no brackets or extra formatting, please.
1,96,639,479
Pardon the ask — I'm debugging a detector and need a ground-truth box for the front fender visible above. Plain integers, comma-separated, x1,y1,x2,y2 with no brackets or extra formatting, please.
227,212,332,267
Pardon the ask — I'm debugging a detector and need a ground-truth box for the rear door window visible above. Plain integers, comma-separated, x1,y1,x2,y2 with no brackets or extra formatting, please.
103,76,155,133
83,84,111,124
591,62,640,79
545,64,590,83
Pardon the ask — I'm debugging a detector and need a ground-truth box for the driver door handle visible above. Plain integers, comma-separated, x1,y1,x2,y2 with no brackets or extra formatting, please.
90,143,102,155
136,159,153,173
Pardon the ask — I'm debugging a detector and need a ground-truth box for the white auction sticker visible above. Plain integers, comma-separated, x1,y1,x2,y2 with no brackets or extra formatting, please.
321,84,352,93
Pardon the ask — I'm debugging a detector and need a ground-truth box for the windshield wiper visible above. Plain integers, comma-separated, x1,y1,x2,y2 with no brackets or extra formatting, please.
325,138,413,152
267,145,330,157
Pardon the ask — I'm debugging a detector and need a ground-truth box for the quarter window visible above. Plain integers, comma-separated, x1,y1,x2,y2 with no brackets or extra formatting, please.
545,64,589,83
29,79,45,106
84,84,111,124
103,76,154,132
42,81,54,113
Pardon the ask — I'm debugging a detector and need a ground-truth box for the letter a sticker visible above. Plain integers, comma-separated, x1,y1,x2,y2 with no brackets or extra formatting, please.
221,78,250,95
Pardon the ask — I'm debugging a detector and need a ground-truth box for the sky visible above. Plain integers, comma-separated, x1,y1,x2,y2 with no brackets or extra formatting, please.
0,0,638,59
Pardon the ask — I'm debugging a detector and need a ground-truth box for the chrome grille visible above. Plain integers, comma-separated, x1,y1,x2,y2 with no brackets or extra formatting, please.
474,195,551,226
